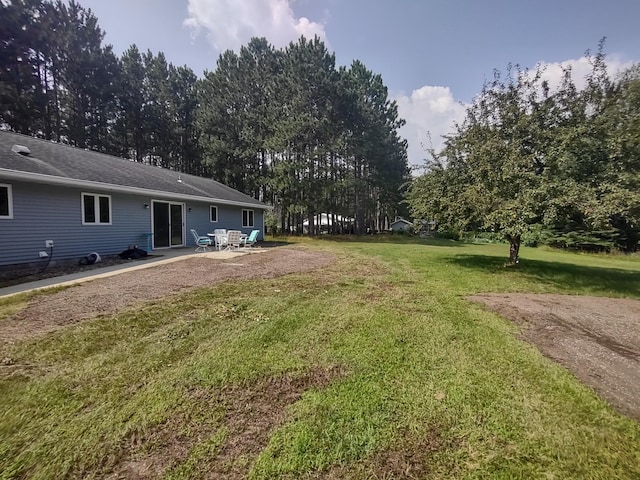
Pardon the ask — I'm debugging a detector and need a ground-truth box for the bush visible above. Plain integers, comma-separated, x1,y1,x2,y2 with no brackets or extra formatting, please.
434,229,461,241
462,231,505,244
264,210,279,235
546,230,617,253
522,225,553,247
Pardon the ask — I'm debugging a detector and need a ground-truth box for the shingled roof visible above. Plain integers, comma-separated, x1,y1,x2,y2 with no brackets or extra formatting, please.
0,131,266,208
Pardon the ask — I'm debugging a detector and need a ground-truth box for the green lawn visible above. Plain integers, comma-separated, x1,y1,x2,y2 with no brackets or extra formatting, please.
1,238,640,479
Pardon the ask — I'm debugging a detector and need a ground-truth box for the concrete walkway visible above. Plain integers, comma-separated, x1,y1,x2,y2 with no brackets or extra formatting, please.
0,247,267,298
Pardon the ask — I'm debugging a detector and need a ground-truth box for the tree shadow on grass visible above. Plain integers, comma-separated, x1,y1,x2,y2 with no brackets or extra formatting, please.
309,235,466,247
258,240,295,248
447,254,640,297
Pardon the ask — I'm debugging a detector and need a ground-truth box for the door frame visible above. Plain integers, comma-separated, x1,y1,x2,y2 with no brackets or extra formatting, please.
151,200,185,249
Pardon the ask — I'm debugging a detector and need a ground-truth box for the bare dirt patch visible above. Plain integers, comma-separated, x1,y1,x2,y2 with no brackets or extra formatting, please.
0,247,334,347
312,427,448,480
468,293,640,421
104,366,345,480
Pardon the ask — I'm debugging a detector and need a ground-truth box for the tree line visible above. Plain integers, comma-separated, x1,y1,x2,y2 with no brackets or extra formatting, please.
407,42,640,262
0,0,409,234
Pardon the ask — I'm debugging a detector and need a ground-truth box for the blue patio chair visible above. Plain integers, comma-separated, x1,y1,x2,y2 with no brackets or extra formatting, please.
242,229,260,248
190,229,212,252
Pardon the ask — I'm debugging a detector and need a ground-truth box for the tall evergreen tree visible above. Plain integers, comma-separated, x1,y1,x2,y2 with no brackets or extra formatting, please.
198,37,280,192
115,44,146,161
2,3,409,231
0,0,47,135
168,64,201,174
274,36,338,234
340,60,409,233
53,0,116,148
143,50,173,166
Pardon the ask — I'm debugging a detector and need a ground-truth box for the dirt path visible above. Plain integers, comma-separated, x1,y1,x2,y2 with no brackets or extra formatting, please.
0,248,334,347
468,293,640,421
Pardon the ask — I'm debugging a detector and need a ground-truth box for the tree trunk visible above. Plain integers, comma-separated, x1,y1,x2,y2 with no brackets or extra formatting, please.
508,234,521,265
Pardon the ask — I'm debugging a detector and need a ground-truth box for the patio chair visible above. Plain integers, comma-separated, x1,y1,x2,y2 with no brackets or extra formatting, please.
225,230,242,250
212,228,228,250
241,229,260,248
190,229,212,252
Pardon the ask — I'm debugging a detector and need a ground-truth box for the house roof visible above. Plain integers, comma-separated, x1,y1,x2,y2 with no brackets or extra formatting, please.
390,218,412,226
0,131,267,209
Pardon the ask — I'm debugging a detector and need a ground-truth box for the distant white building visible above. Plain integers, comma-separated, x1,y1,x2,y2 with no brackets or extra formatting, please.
390,217,413,232
303,213,354,234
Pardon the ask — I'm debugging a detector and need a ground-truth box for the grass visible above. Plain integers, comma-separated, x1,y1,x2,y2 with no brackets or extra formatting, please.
1,237,640,479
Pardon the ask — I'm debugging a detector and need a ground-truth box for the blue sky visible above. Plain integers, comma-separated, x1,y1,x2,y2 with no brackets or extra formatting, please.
75,0,640,167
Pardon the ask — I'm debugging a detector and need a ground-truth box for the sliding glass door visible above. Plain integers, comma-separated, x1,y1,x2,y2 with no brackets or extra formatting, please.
152,201,184,248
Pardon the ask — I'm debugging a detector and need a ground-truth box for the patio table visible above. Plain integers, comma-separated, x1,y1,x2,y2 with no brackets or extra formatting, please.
207,232,227,250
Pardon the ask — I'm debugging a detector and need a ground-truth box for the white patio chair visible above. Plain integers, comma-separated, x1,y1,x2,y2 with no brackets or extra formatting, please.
190,229,212,252
212,228,228,250
225,230,242,250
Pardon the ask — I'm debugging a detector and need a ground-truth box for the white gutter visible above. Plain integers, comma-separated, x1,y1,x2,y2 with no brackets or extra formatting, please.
0,168,271,210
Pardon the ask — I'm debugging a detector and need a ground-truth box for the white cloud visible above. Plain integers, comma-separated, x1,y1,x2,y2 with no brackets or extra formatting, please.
526,56,635,92
393,86,467,170
396,56,635,172
184,0,328,52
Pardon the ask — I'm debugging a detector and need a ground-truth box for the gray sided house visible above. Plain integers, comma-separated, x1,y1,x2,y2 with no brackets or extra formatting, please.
390,217,413,232
0,131,268,269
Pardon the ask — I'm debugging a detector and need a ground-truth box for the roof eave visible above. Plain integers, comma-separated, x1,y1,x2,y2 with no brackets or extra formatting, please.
0,168,269,210
392,220,413,226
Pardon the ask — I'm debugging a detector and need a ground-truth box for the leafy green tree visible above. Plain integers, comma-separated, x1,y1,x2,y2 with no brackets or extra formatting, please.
410,64,556,264
409,44,640,259
591,64,640,251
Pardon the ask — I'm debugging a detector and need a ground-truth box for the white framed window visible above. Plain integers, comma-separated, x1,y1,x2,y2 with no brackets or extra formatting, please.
210,205,218,223
242,209,254,228
0,184,13,219
82,192,112,225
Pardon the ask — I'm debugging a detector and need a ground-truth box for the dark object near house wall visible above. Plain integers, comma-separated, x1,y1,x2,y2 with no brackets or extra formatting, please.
119,247,148,260
79,252,101,265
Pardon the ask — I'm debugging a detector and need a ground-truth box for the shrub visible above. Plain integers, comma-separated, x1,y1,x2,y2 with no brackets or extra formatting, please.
462,231,505,244
522,225,553,247
434,229,461,241
546,230,617,253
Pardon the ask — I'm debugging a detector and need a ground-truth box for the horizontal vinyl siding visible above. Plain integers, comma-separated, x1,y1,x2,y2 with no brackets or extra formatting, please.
0,179,268,267
0,180,154,266
184,201,264,248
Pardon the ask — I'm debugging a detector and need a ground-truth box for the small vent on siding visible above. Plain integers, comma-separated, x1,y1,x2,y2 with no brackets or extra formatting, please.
11,144,31,156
